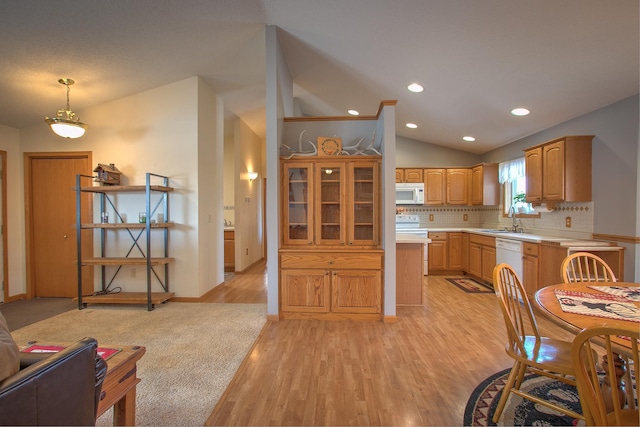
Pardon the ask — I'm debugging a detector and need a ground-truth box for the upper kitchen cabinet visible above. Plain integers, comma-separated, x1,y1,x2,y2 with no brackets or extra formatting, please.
396,168,423,183
446,168,469,205
424,168,446,205
471,163,499,206
524,135,593,204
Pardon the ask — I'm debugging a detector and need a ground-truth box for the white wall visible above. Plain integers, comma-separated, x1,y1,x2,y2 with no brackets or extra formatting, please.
0,125,25,300
233,118,264,270
16,76,223,298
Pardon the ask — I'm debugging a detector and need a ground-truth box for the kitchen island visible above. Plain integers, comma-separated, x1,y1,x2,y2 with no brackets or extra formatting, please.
396,234,431,306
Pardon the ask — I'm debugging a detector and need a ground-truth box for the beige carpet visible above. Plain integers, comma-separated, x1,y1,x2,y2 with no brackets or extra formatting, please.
9,302,267,426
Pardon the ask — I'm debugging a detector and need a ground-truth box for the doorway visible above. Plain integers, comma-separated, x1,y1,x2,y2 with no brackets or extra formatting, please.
24,152,93,298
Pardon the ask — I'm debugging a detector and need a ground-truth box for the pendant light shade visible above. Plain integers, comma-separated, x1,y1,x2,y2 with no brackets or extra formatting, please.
44,78,88,139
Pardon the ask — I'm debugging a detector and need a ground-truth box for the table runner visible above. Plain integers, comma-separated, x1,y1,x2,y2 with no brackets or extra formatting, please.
587,285,640,302
554,289,640,322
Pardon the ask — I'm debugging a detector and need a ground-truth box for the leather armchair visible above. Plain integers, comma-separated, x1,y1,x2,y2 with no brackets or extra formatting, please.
0,337,107,426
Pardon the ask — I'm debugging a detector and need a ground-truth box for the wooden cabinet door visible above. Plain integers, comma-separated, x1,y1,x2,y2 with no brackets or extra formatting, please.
315,162,346,246
525,147,543,203
424,169,445,205
523,255,539,297
348,161,379,247
403,168,423,183
461,233,470,272
469,243,482,278
395,168,404,183
481,246,496,284
471,166,484,205
448,232,463,270
446,168,469,205
542,140,565,201
331,270,381,313
281,269,330,312
428,238,447,271
283,163,314,245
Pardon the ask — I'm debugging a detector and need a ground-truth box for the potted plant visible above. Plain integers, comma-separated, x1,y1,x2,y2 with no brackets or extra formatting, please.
513,193,528,213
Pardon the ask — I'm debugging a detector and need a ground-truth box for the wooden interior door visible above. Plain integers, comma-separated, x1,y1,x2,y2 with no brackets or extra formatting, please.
25,153,92,298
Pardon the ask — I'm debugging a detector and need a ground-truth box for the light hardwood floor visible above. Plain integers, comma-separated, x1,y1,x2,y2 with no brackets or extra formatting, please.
205,262,575,426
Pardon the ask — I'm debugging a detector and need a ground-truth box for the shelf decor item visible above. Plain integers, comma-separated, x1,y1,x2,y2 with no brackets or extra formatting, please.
317,137,342,156
93,163,121,186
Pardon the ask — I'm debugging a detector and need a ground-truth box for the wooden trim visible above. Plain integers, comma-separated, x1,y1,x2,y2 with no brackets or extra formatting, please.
284,100,397,122
5,293,26,303
592,233,640,244
383,315,398,323
24,151,92,298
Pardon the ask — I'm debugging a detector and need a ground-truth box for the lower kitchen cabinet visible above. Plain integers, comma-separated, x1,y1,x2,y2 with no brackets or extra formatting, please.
224,230,235,272
448,232,463,270
469,234,496,285
279,250,383,320
428,232,447,271
522,242,539,297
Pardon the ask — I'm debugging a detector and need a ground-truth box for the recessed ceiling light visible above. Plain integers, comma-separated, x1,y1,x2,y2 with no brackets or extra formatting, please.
405,123,418,129
407,83,424,93
347,109,359,116
463,136,475,142
511,108,530,116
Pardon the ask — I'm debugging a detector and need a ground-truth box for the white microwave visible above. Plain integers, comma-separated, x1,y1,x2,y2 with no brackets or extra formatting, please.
396,183,425,205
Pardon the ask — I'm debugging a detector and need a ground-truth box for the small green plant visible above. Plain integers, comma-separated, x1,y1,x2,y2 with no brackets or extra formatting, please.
513,192,527,204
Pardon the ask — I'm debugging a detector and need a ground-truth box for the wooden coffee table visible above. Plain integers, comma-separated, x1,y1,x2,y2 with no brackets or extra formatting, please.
21,342,145,426
97,344,146,426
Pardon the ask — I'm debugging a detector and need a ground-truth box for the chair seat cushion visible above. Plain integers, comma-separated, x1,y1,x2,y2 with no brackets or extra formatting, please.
0,313,19,382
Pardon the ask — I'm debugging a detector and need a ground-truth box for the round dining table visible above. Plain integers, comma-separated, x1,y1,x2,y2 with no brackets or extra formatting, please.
534,281,640,413
534,282,640,348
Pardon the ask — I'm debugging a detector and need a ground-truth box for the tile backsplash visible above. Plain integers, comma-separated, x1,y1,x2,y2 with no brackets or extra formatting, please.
397,202,593,239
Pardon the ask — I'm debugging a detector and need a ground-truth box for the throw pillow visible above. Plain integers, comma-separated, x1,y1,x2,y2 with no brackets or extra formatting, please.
0,311,20,382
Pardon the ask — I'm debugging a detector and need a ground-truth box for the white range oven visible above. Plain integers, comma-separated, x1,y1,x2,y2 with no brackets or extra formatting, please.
395,214,429,275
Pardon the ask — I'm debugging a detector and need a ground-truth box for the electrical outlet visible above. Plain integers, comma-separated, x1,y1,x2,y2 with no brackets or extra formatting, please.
463,214,468,222
245,248,249,255
131,268,136,278
565,216,572,228
429,214,434,221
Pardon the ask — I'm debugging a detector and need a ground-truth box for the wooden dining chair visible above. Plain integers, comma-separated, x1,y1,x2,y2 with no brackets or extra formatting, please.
492,263,584,423
571,323,639,426
561,252,617,284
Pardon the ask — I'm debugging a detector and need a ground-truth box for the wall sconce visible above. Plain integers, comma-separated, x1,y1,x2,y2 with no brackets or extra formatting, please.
44,78,88,139
248,172,258,182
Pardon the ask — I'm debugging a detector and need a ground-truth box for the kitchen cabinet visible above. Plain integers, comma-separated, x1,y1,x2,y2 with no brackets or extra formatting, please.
224,230,235,272
423,168,445,205
471,163,499,206
538,243,624,289
74,172,175,311
282,157,380,248
427,232,447,271
461,232,470,272
446,169,469,205
281,156,381,320
448,232,463,270
396,168,423,183
468,234,496,285
522,242,539,297
524,135,593,203
280,251,383,319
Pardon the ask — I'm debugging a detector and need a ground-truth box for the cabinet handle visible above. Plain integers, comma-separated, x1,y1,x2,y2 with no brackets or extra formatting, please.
308,241,312,245
328,261,333,265
63,235,67,239
325,271,329,275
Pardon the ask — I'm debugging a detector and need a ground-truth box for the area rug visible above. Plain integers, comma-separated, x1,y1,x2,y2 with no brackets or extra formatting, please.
463,368,584,426
9,302,267,427
446,277,493,293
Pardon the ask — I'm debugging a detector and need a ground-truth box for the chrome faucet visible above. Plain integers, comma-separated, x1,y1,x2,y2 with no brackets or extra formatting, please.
224,219,228,227
508,206,519,232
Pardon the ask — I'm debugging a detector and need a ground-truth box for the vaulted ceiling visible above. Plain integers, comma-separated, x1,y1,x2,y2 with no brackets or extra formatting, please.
0,0,637,154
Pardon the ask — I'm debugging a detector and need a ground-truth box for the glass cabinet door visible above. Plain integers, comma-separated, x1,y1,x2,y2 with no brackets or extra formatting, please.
283,163,313,245
349,161,379,246
315,163,346,245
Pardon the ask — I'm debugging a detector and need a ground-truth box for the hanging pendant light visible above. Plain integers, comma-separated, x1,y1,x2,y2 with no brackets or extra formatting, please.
44,78,88,139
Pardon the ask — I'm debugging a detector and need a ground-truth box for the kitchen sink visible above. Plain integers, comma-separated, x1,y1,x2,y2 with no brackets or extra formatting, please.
478,229,510,233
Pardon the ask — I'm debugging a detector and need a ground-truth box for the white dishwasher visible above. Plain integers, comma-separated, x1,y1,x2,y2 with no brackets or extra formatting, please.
495,238,523,280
